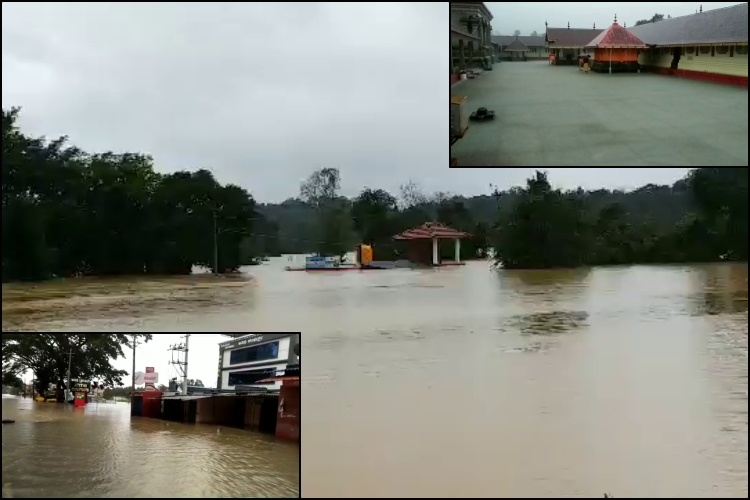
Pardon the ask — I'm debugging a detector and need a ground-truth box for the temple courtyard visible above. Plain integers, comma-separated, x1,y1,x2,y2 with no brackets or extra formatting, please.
451,61,748,166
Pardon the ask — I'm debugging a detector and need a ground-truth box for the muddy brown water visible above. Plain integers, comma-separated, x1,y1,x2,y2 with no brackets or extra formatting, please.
2,259,748,497
1,396,299,498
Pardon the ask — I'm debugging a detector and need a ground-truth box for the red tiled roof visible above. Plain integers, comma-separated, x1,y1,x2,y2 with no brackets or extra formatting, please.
393,222,471,240
586,22,647,48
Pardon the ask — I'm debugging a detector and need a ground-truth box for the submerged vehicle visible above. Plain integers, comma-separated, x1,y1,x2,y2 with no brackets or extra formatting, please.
285,245,393,272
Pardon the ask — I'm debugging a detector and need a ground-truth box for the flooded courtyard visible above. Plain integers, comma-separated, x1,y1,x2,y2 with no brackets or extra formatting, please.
450,61,748,166
1,396,299,498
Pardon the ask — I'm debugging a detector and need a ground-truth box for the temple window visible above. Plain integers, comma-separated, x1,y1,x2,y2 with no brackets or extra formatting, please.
699,46,711,55
715,46,728,55
735,45,748,55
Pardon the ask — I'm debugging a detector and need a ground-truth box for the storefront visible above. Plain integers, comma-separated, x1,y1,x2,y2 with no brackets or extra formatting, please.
216,334,300,391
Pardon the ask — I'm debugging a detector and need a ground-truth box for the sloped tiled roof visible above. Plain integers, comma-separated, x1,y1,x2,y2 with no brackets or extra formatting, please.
506,37,531,52
546,27,603,47
626,3,748,45
491,35,546,47
393,222,471,240
586,22,647,48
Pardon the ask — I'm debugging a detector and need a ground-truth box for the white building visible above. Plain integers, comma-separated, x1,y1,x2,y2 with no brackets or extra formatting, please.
217,334,300,391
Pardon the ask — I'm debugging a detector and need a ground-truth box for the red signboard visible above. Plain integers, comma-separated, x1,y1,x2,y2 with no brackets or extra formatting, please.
146,367,155,373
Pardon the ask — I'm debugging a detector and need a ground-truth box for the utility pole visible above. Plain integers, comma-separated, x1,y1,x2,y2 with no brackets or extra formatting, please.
213,210,219,275
131,334,138,391
168,334,191,396
66,349,73,403
183,334,191,396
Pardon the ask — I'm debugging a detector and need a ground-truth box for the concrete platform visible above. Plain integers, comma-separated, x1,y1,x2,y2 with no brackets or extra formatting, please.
450,61,748,166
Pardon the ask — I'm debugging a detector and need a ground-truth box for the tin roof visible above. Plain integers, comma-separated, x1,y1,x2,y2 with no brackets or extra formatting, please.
393,222,471,240
586,21,647,48
492,35,545,47
626,3,748,45
506,37,531,52
546,27,604,47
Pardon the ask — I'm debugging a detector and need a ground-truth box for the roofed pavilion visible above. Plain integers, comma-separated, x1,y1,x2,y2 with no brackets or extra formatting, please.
393,222,470,267
585,14,647,73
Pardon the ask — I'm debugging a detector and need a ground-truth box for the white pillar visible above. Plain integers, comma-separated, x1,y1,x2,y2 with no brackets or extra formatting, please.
454,238,461,263
432,238,439,266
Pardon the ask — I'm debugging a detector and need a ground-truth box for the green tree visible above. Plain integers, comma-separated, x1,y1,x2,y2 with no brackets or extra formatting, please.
2,108,258,281
3,334,153,401
492,171,590,269
299,167,352,257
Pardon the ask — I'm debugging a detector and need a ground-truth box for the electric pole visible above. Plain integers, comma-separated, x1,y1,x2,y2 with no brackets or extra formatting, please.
213,210,219,275
131,334,139,391
168,334,191,396
66,349,73,403
183,334,190,395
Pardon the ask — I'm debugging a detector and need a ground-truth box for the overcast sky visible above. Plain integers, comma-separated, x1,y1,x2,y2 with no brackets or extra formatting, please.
4,3,695,202
487,2,741,35
111,334,229,389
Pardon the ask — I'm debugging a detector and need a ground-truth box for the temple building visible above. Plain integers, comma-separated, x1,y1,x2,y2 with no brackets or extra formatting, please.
450,2,495,85
393,222,470,267
585,14,647,73
545,22,604,65
492,35,548,61
627,3,748,87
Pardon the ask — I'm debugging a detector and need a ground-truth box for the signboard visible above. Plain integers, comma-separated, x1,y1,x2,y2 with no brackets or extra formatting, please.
72,380,90,392
219,333,296,351
134,372,159,385
146,367,155,374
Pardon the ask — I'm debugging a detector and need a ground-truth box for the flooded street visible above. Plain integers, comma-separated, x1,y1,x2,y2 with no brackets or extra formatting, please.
3,259,748,497
301,262,748,498
1,396,299,498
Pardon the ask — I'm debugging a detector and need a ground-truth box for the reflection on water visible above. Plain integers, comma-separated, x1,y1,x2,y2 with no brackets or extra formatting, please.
1,397,299,498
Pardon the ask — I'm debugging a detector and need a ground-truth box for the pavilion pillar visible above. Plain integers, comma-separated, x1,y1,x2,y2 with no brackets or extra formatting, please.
454,238,461,263
458,39,465,70
432,238,439,266
468,41,474,69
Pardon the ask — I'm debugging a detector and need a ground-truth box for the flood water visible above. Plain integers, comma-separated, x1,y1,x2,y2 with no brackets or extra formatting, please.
3,259,748,497
301,262,747,498
1,396,300,498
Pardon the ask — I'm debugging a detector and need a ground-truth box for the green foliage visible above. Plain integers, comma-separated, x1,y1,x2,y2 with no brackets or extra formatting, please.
492,169,748,269
2,108,261,281
3,334,153,394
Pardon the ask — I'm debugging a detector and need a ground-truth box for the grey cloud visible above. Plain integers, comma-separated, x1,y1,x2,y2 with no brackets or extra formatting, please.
4,3,691,201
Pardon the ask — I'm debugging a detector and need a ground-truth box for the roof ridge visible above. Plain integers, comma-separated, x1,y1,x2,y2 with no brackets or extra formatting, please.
629,2,747,26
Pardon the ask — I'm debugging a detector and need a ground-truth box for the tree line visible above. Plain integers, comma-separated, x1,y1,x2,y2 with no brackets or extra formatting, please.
492,169,747,268
3,108,746,279
3,108,265,282
2,334,153,400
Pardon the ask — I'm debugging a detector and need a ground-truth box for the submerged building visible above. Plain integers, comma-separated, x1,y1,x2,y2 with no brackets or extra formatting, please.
217,334,300,391
492,35,548,61
627,3,748,87
131,334,301,442
546,4,748,86
546,22,604,65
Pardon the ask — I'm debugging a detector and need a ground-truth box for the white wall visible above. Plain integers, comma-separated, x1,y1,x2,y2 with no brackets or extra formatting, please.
222,362,288,391
220,336,292,390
